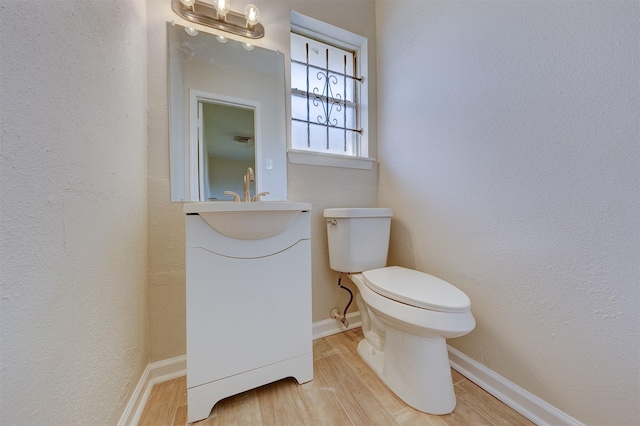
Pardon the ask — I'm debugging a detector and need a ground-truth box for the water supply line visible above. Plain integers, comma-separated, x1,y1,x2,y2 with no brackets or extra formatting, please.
330,272,353,328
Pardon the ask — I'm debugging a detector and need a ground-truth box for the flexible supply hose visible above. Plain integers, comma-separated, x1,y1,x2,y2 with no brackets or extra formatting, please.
337,272,353,327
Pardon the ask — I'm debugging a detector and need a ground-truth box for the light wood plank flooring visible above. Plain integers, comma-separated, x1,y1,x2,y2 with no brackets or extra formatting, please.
139,328,534,425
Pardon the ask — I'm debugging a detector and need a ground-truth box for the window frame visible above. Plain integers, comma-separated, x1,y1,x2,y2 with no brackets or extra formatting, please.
288,11,374,170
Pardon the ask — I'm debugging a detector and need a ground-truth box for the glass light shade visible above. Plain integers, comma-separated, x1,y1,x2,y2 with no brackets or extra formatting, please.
179,0,196,6
212,0,230,19
184,27,199,36
242,43,254,51
244,4,260,27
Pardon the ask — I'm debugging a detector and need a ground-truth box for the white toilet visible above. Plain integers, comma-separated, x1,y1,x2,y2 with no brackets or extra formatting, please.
324,208,475,415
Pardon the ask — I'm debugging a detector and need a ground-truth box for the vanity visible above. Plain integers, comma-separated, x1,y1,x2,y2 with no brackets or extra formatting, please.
168,21,310,423
184,201,313,423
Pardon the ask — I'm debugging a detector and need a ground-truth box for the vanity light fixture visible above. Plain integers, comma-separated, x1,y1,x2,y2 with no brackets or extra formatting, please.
173,0,264,39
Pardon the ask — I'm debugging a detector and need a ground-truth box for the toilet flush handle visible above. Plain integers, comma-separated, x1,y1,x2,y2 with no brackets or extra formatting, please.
327,219,337,225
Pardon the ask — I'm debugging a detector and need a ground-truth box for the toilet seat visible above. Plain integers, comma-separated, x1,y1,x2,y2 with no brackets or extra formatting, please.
362,266,470,313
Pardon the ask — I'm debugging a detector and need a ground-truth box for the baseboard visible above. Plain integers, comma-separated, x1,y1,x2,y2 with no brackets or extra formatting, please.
316,314,583,425
117,355,187,426
118,315,357,426
312,311,362,340
447,346,585,426
121,319,583,426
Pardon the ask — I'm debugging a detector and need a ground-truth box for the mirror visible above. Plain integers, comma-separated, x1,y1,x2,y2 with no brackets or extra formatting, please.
168,23,287,202
198,98,255,200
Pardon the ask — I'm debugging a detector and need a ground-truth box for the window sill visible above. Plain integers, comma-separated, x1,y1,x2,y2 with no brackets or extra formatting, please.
287,149,376,170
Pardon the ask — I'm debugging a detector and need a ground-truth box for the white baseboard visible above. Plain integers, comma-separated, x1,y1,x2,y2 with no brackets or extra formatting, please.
118,314,358,426
120,320,581,426
117,355,187,426
312,311,362,340
447,346,585,426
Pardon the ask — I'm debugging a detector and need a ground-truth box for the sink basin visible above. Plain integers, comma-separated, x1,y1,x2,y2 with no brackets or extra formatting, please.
183,201,311,240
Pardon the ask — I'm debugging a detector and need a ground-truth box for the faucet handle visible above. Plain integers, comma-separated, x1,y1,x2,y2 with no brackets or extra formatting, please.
252,192,270,202
223,191,241,202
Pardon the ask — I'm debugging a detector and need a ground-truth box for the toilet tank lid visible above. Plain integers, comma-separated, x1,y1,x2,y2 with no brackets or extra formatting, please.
324,208,393,218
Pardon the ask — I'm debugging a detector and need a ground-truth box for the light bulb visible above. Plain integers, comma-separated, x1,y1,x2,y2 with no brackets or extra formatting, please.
244,4,260,29
179,0,195,7
212,0,230,20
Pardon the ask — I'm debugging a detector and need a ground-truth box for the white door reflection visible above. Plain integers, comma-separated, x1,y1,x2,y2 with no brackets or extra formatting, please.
197,100,256,200
189,90,260,201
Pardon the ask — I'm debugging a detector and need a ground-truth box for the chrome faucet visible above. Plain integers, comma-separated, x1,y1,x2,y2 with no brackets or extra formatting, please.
243,167,254,202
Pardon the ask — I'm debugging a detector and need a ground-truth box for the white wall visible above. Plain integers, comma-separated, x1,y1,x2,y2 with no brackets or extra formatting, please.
376,1,639,424
0,1,149,424
146,0,378,362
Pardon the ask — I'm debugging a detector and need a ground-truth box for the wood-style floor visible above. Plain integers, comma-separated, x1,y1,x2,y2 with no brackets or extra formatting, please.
139,328,534,425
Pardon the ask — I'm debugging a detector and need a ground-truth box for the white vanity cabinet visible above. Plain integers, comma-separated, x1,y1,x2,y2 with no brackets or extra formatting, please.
184,202,313,423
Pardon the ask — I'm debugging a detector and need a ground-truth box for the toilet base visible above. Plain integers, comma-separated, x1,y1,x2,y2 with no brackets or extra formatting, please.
357,339,385,375
357,328,457,415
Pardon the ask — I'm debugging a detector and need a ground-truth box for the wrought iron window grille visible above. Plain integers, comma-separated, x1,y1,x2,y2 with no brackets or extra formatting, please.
291,43,363,152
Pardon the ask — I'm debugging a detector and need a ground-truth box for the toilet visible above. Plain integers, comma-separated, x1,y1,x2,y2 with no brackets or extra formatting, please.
324,208,475,415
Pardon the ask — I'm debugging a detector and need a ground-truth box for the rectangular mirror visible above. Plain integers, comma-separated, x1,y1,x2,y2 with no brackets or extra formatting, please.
168,23,287,202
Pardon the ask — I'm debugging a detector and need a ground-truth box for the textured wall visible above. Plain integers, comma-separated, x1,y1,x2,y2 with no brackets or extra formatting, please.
376,1,639,424
0,1,149,424
146,0,378,362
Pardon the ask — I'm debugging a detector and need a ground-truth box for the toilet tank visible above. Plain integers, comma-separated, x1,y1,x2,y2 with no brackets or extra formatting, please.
324,208,393,273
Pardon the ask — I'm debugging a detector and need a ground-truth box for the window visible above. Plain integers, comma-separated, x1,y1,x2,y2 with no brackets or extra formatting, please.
289,12,373,169
291,33,360,155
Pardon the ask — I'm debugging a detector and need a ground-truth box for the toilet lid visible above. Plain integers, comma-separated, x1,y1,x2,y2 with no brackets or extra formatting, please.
362,266,470,313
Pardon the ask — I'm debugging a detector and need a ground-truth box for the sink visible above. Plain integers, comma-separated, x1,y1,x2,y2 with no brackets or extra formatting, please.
183,201,312,240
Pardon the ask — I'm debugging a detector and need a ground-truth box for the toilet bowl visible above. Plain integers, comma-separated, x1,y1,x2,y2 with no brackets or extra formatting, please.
350,267,475,414
324,208,475,415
